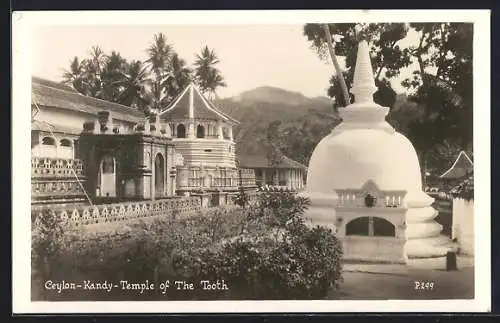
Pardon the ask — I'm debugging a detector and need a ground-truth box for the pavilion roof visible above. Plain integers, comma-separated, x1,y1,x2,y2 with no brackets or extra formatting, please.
439,150,474,180
158,84,239,124
237,154,307,170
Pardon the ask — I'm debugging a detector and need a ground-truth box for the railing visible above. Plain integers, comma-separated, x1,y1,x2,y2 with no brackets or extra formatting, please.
212,177,237,187
32,196,202,226
182,177,239,189
32,157,84,178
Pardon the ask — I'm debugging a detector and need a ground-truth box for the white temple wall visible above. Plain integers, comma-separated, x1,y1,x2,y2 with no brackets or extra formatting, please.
452,198,474,256
35,108,136,132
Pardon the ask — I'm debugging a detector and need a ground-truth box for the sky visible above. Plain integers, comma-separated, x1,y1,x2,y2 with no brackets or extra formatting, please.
31,24,421,99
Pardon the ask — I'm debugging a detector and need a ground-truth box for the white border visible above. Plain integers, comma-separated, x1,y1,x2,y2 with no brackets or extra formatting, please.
12,9,491,313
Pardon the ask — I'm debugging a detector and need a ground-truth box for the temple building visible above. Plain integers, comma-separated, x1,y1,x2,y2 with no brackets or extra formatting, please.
31,77,256,208
237,153,306,191
301,40,456,263
157,83,245,204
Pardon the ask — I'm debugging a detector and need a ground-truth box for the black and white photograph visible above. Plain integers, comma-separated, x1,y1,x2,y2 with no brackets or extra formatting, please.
12,10,490,313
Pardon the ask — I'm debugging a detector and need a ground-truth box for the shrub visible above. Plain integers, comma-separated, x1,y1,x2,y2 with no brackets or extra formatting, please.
32,191,343,301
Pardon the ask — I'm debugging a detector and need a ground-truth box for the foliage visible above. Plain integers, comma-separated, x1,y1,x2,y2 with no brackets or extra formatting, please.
303,23,473,173
32,193,343,301
232,186,250,208
62,35,225,114
304,23,412,109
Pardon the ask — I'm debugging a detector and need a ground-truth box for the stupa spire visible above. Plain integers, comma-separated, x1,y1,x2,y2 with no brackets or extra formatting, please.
350,40,378,104
336,40,394,134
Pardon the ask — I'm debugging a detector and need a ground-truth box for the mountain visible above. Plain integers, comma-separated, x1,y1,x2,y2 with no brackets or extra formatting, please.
216,86,339,164
231,86,330,107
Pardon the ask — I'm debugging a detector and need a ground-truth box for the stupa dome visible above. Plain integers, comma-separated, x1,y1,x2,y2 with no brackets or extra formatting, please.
307,129,422,194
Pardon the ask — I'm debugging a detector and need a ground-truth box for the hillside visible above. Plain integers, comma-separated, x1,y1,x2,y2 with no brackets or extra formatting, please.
216,87,339,161
216,88,420,167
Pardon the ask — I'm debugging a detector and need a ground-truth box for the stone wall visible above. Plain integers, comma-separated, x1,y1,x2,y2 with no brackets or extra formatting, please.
32,196,202,227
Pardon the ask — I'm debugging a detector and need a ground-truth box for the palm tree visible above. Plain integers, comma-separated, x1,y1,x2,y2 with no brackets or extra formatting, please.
193,46,227,99
100,51,128,102
84,46,107,98
146,33,173,77
163,52,192,99
62,56,87,94
115,60,151,110
145,33,176,111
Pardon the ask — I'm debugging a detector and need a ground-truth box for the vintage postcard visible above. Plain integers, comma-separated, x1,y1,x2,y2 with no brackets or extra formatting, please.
12,9,491,313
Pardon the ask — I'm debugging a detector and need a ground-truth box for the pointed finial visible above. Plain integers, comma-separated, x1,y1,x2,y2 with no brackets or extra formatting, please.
350,40,378,104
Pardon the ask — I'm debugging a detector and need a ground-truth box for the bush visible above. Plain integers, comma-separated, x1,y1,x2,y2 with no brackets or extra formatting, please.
32,192,343,301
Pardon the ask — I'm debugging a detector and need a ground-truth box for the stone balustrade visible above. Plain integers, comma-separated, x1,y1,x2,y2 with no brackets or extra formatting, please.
181,177,239,190
31,157,85,178
336,192,405,208
32,196,202,227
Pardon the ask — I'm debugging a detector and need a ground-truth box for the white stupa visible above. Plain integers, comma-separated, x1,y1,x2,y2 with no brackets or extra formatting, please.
302,40,456,263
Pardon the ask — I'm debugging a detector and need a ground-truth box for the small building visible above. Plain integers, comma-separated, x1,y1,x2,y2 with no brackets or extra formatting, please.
236,154,306,191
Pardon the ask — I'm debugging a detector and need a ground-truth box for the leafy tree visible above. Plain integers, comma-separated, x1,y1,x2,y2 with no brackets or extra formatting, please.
401,23,473,165
194,46,227,100
304,23,473,174
304,23,412,109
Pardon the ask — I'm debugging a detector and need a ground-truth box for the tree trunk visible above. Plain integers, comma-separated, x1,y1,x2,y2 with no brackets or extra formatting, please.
322,24,351,106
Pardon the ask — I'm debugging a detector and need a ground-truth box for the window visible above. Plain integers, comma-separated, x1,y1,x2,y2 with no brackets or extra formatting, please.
177,124,186,138
345,216,395,237
102,156,115,174
196,125,205,138
42,137,56,145
60,139,72,147
373,217,396,236
346,217,369,236
222,127,229,139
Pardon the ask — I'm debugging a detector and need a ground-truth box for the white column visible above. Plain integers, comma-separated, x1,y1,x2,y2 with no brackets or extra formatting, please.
228,127,233,141
217,122,223,139
188,121,195,138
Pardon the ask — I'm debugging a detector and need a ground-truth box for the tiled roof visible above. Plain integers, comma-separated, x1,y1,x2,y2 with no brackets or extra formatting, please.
32,77,79,93
237,154,307,170
439,151,474,180
31,120,82,135
32,77,146,124
159,84,239,124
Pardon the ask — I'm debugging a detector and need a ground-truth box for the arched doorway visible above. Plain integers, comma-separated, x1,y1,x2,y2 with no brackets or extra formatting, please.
196,125,205,138
154,153,165,198
99,155,116,197
177,124,186,138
